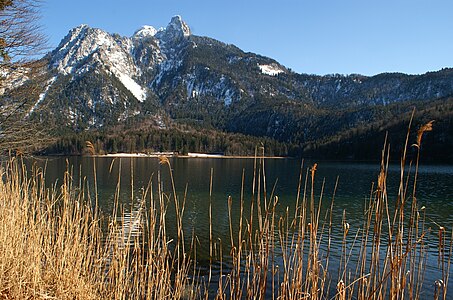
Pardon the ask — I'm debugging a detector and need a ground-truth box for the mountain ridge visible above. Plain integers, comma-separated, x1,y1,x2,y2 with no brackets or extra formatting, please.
5,16,453,160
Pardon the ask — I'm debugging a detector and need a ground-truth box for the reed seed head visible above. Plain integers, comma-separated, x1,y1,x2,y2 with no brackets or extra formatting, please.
415,120,434,147
158,155,170,166
85,141,95,155
343,222,350,235
311,163,318,182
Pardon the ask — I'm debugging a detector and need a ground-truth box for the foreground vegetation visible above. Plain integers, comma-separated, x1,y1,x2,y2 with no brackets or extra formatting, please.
0,121,452,299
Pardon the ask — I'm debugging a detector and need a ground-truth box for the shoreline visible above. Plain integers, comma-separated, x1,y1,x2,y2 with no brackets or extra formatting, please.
93,152,287,159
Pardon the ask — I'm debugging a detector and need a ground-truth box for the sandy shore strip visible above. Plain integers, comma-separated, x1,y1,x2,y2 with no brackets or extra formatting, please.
99,152,171,158
94,152,286,159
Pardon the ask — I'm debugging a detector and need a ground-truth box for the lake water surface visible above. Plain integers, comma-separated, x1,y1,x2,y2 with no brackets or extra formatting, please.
36,156,453,297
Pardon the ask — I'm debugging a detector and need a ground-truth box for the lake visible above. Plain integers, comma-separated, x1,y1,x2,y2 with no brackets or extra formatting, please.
33,156,453,297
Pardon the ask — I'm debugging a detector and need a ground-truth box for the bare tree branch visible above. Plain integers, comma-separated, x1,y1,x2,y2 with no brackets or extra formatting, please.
0,0,51,154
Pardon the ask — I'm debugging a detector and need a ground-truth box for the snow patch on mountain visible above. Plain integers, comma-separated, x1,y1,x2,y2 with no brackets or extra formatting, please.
184,74,237,106
258,63,285,76
152,58,183,86
0,66,29,94
67,107,77,125
216,75,236,106
223,89,233,106
27,76,57,116
117,73,146,101
97,44,146,101
133,26,157,39
185,74,197,98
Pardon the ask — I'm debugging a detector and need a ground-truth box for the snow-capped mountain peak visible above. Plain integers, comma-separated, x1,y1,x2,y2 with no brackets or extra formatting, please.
50,15,192,79
168,15,191,37
133,25,157,39
55,24,89,53
51,25,120,75
155,15,191,41
50,23,147,101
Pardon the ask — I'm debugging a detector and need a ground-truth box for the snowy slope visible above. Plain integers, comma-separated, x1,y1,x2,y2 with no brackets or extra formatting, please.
50,24,147,101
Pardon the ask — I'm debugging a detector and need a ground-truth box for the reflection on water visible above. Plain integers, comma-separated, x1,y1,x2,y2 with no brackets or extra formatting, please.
114,198,146,248
32,156,453,296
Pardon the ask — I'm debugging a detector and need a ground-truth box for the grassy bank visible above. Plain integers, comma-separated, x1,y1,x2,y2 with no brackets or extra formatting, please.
0,122,452,299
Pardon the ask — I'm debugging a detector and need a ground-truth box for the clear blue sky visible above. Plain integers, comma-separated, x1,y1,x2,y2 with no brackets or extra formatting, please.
40,0,453,76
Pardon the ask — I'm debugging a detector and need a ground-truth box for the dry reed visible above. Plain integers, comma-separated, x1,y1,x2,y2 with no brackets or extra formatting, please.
0,117,451,299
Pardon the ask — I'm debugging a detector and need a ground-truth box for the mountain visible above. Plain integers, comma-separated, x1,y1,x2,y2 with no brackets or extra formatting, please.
6,16,453,160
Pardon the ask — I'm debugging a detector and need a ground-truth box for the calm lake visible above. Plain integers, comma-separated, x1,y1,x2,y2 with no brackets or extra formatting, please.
34,156,453,297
